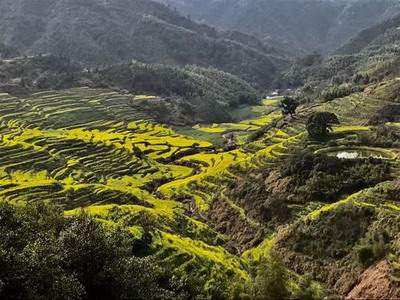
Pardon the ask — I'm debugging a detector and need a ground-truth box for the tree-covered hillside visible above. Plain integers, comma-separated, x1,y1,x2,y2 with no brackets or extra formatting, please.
158,0,400,55
276,11,400,103
0,0,289,88
0,55,258,125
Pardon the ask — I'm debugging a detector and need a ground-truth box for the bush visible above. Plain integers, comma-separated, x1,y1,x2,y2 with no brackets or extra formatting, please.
357,245,374,266
320,84,363,101
240,252,290,300
357,231,389,267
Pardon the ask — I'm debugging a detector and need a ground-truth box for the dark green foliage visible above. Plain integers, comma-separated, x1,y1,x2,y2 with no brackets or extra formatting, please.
280,151,391,203
280,96,299,116
250,254,290,300
357,230,390,267
0,55,82,93
0,202,177,300
233,252,290,300
357,246,374,266
306,112,340,139
0,0,289,87
294,274,318,300
358,125,400,148
321,84,364,102
99,62,258,106
97,62,258,124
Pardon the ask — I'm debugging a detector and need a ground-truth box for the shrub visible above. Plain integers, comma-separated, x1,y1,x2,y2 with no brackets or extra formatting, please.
357,245,375,266
240,252,290,300
357,231,389,267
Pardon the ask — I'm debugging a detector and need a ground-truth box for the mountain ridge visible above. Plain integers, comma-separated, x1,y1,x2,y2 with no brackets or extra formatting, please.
158,0,400,54
0,0,289,87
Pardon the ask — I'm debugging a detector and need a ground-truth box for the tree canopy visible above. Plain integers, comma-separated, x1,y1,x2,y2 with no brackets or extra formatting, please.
0,202,177,300
306,111,340,138
279,96,299,116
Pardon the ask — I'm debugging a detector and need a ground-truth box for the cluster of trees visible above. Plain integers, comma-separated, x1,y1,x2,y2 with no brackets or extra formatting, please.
0,202,183,300
357,230,389,267
97,62,258,108
320,84,364,101
0,55,82,92
0,55,260,125
358,125,400,148
280,150,391,203
230,252,321,300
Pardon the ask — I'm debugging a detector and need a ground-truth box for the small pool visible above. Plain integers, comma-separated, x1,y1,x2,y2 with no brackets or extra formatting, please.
321,147,395,160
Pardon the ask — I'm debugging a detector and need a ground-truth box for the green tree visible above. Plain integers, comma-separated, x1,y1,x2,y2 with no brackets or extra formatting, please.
280,96,299,116
293,274,317,300
249,252,290,300
306,112,340,139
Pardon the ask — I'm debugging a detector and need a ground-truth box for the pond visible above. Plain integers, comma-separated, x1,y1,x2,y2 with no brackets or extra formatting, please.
322,147,395,160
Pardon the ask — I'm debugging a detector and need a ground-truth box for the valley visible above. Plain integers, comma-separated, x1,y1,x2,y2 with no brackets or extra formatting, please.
1,77,399,298
2,0,400,299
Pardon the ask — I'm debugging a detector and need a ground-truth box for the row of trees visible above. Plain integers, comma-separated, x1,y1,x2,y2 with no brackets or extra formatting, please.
279,97,340,139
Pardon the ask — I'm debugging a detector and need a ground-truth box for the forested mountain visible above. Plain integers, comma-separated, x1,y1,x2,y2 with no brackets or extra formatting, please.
337,12,400,55
158,0,400,55
0,55,258,124
277,10,400,102
0,0,288,87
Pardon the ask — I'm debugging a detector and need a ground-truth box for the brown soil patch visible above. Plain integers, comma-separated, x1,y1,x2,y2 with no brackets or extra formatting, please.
346,260,400,300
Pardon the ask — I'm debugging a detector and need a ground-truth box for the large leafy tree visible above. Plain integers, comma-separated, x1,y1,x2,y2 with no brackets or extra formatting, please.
279,96,299,117
306,112,340,138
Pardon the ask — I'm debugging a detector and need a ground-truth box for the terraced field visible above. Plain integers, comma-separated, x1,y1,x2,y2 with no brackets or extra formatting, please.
1,85,399,294
0,88,294,287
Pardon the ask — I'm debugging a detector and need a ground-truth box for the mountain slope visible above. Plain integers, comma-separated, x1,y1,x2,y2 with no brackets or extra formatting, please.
0,55,258,125
0,0,289,87
337,12,400,55
275,10,400,102
158,0,400,54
